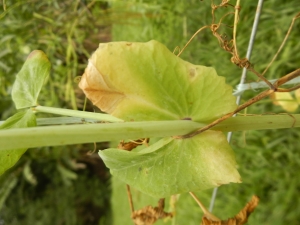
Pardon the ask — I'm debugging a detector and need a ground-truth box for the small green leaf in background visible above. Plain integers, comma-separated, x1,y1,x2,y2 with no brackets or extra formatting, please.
0,175,18,210
12,50,50,109
99,131,240,197
0,109,36,176
57,163,78,187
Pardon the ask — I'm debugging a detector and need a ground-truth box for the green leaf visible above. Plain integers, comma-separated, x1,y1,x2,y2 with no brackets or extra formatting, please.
57,163,78,187
0,109,36,176
79,40,236,122
99,130,241,197
12,50,50,109
81,40,240,196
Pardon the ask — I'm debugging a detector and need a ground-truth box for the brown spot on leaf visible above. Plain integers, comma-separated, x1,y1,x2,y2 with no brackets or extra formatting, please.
189,68,196,78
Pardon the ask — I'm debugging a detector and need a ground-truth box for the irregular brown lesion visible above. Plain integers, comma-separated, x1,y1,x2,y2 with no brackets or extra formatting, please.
189,67,196,78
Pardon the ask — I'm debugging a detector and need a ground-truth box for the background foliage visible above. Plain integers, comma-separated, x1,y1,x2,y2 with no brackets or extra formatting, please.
0,0,300,224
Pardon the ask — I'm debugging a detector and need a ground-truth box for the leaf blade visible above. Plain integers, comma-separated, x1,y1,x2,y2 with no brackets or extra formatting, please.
79,40,237,122
12,50,50,109
99,131,241,197
0,109,36,176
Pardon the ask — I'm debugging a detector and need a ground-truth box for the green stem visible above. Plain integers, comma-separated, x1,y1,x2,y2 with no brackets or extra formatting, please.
214,114,299,132
34,106,123,122
0,114,299,151
0,120,203,151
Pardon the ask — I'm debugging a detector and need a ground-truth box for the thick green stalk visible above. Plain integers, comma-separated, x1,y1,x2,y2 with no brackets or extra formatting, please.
0,114,299,151
214,114,299,132
0,120,203,151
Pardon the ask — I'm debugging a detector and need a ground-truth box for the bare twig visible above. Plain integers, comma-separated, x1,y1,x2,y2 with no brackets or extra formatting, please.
126,185,135,213
189,192,221,222
262,12,300,76
176,25,211,57
232,0,241,60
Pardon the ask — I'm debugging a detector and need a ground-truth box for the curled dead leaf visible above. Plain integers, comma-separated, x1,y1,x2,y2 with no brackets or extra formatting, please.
201,196,259,225
131,198,173,225
118,138,149,151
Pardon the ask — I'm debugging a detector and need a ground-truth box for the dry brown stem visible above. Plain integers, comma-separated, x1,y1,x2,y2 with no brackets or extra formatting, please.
127,185,135,213
190,192,221,222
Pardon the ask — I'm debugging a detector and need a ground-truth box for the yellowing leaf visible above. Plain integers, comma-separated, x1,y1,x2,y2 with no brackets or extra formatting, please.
79,40,237,122
295,88,300,104
80,40,241,197
271,92,298,112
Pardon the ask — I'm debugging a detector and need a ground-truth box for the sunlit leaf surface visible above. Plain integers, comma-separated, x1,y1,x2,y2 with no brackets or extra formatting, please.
79,40,236,122
12,50,50,109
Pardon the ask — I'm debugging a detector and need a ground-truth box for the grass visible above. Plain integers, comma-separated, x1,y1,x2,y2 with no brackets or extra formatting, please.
0,0,300,224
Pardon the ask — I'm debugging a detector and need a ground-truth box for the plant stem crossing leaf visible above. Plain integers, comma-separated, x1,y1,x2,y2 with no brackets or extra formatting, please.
0,109,36,175
80,40,241,196
79,40,237,122
99,131,240,197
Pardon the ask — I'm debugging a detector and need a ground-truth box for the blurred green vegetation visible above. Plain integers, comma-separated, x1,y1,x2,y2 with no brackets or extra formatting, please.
1,0,300,225
0,1,112,224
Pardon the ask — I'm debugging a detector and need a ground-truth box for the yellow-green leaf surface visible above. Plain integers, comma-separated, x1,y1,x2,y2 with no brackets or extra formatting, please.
99,131,240,197
0,110,36,176
80,40,240,196
79,40,237,122
12,50,50,109
272,92,299,112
